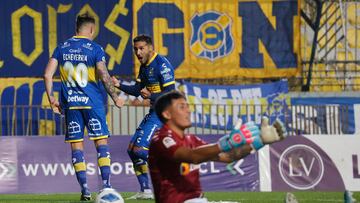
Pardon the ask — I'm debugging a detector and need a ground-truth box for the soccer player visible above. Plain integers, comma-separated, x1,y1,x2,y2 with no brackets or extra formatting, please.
112,34,175,199
149,90,288,203
44,13,124,201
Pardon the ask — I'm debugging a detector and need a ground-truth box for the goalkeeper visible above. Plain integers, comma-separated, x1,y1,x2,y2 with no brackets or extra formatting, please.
148,90,288,203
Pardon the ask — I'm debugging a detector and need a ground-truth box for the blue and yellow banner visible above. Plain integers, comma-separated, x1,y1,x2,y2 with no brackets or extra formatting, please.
180,80,290,130
1,0,299,79
0,0,133,77
134,0,300,78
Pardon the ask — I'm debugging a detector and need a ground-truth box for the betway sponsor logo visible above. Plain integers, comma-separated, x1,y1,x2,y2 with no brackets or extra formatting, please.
67,95,89,104
21,162,134,176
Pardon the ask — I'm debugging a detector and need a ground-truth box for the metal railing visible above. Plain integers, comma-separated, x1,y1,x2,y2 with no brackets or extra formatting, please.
301,0,360,91
0,104,351,136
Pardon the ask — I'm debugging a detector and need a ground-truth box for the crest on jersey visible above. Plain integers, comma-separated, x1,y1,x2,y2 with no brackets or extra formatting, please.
148,67,154,77
61,42,70,48
162,137,176,148
82,43,93,50
190,11,234,61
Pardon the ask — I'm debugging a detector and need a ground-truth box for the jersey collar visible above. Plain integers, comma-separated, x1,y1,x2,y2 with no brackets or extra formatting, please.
146,52,158,66
73,35,89,39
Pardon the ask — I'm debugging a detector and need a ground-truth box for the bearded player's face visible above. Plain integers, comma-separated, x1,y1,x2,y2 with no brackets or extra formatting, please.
134,41,153,65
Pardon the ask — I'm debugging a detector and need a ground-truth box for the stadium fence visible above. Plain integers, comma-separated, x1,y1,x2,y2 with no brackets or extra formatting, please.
0,104,350,136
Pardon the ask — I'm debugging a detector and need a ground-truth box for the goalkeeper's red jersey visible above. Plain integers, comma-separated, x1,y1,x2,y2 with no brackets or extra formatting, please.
148,124,207,203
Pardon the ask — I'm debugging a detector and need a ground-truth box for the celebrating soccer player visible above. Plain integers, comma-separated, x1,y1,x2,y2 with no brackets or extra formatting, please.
112,34,175,199
148,90,288,203
44,13,124,201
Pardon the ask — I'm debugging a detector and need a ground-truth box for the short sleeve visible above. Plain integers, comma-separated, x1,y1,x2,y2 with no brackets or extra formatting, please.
51,46,60,61
158,57,175,88
95,46,106,63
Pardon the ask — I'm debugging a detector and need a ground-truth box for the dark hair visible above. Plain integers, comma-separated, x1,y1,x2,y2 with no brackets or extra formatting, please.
155,90,186,123
76,13,95,33
133,34,153,45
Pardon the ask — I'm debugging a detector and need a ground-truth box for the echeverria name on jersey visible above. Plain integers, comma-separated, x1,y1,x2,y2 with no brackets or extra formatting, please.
63,54,88,62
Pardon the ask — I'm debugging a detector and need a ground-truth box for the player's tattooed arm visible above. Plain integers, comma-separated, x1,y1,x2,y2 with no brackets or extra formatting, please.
96,61,119,101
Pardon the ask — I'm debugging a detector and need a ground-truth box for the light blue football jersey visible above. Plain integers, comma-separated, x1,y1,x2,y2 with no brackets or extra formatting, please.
52,36,106,110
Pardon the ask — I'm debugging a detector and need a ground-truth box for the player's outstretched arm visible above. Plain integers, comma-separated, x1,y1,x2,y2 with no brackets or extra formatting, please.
171,120,259,164
242,117,288,152
219,117,288,155
172,118,288,164
96,61,124,108
217,145,253,162
217,119,260,152
173,143,225,164
111,76,143,97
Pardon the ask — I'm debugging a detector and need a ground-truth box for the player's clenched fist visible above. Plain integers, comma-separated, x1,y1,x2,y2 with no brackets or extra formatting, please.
218,120,260,152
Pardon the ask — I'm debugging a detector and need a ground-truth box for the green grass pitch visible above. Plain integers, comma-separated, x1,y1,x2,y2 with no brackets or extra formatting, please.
0,191,358,203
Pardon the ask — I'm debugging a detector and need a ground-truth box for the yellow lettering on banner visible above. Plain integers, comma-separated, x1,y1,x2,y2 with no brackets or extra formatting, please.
78,4,99,39
104,0,130,70
47,4,72,57
11,5,43,66
258,2,276,29
153,18,184,55
257,1,278,73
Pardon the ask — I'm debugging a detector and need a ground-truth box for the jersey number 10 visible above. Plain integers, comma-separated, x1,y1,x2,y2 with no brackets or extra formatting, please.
63,61,88,88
